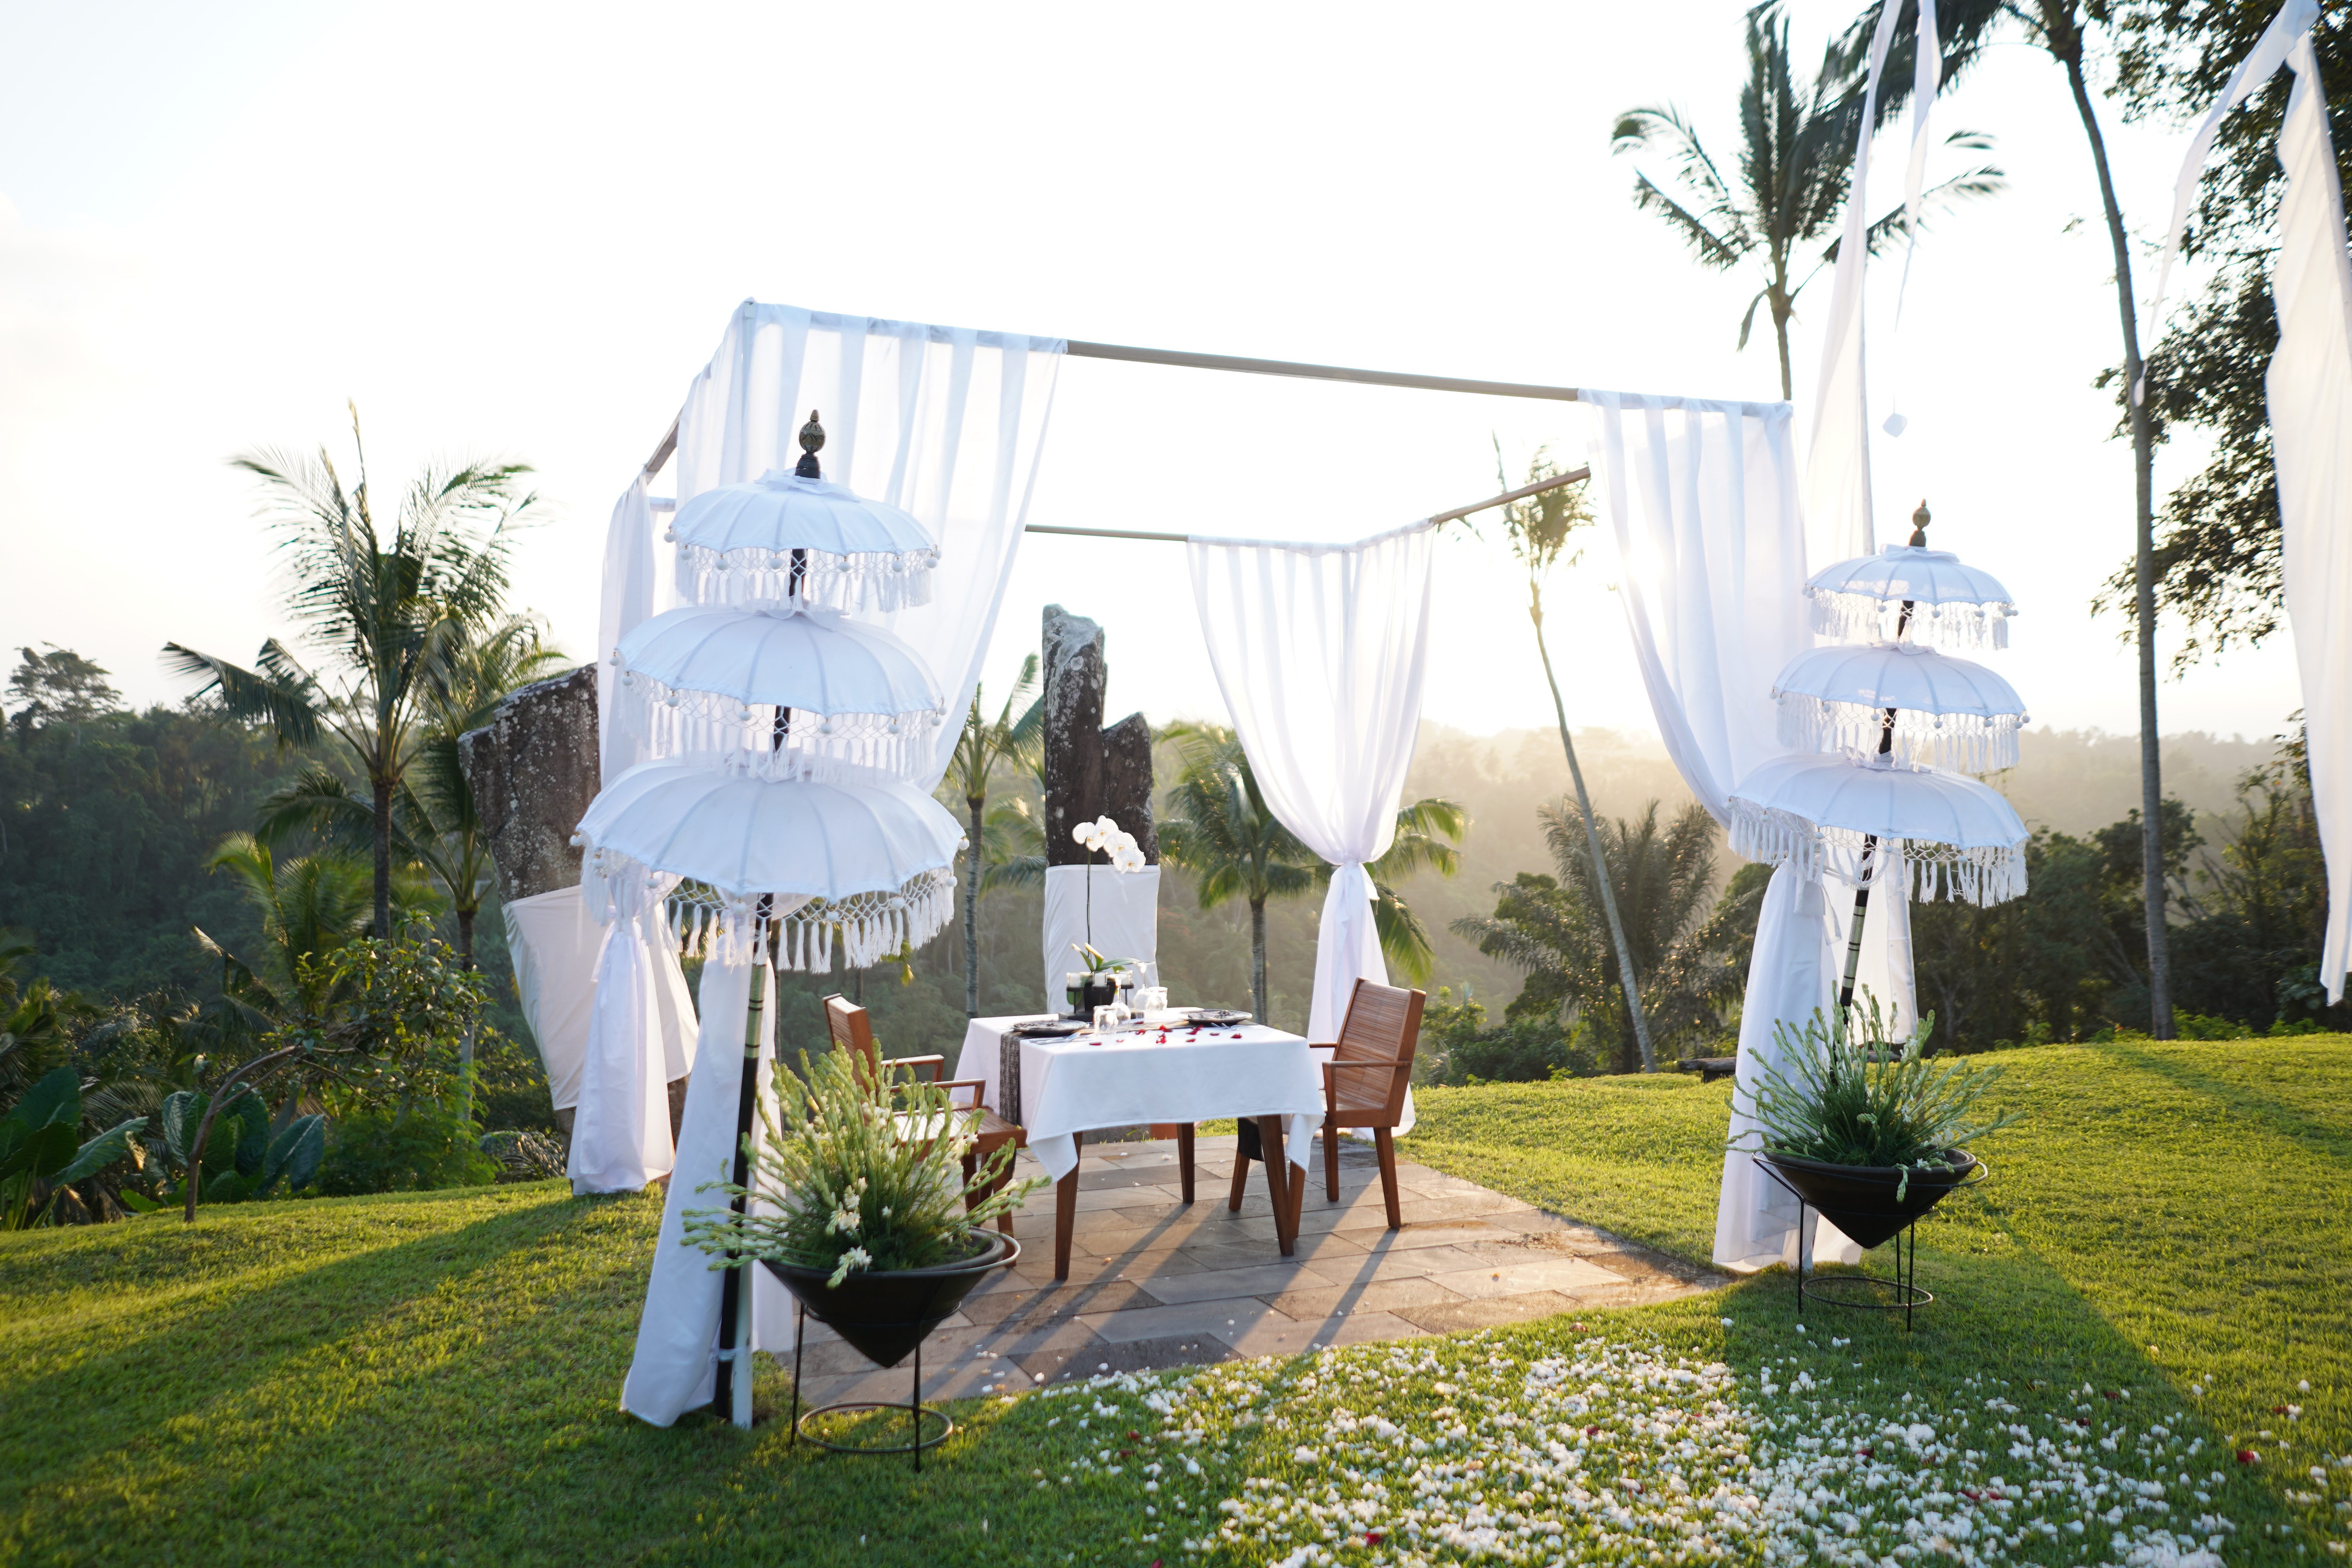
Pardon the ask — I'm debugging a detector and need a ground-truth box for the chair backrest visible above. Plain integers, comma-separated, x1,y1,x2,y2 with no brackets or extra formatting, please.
1327,978,1424,1123
822,993,879,1076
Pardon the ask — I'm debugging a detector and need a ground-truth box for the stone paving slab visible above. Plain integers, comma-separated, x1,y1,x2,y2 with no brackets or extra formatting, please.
779,1133,1724,1411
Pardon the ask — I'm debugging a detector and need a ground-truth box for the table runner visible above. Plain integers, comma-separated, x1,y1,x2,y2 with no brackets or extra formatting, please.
955,1014,1325,1181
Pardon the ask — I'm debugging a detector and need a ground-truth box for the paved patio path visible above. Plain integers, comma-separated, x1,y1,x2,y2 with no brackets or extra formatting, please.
785,1132,1726,1414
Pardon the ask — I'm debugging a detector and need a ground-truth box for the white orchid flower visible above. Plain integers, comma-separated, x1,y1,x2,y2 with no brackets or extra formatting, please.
826,1245,874,1287
1073,822,1100,850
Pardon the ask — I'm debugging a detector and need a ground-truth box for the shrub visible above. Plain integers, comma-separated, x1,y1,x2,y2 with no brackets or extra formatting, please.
319,1098,495,1196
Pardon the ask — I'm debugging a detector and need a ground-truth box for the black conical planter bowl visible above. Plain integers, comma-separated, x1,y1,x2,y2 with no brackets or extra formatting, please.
762,1232,1019,1368
1758,1151,1980,1250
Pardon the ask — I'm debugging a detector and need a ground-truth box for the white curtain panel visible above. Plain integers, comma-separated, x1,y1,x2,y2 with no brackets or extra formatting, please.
667,303,1063,791
621,956,787,1428
2269,35,2352,1002
1715,865,1864,1272
1041,864,1161,1014
1188,521,1435,1044
1581,388,1903,1269
1581,390,1811,820
501,884,601,1111
565,907,697,1195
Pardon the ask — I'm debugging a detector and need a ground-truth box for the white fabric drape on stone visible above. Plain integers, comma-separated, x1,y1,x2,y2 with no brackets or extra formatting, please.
1041,864,1162,1014
667,303,1063,792
621,956,790,1428
1580,390,1895,1270
501,885,601,1112
566,907,697,1195
2138,0,2349,1002
1801,0,1904,564
1187,522,1435,1045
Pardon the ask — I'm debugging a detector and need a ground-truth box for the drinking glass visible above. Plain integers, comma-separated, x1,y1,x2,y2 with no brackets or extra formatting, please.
1092,1004,1123,1033
1140,985,1171,1020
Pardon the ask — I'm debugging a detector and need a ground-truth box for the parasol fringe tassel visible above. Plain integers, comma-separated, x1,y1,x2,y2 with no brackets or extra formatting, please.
1774,699,2025,775
1807,589,2013,651
615,678,941,781
675,543,940,617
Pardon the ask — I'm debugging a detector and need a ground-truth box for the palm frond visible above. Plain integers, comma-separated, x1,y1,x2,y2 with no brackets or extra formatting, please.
162,642,323,745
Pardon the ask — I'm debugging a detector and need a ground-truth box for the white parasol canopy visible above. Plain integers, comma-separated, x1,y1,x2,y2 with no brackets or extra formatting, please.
1772,641,2028,773
611,604,946,780
670,470,938,613
1805,544,2018,650
576,760,965,970
1728,751,2029,906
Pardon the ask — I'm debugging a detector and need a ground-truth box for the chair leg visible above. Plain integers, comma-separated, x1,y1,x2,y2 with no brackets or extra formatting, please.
1227,1145,1252,1212
1324,1118,1341,1201
961,1149,979,1216
1175,1123,1196,1205
1373,1127,1402,1230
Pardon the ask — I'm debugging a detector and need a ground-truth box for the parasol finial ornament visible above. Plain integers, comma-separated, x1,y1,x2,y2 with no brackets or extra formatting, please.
795,410,825,478
1909,499,1931,546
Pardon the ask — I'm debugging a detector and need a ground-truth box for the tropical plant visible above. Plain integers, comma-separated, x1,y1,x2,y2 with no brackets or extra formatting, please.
1454,802,1761,1074
198,834,425,1018
683,1047,1039,1285
0,936,98,1103
1610,2,2002,398
1156,726,1325,1024
3,644,120,732
0,1066,147,1229
175,929,495,1220
1731,994,2018,1197
165,404,539,939
941,653,1043,1016
141,1085,324,1212
254,616,563,969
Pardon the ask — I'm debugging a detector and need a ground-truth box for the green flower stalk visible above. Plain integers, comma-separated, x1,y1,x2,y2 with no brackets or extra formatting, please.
683,1047,1043,1285
1729,992,2020,1200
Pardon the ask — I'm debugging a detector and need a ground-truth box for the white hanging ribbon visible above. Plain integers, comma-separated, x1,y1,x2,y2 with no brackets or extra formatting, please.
2133,0,2321,404
1882,0,1940,438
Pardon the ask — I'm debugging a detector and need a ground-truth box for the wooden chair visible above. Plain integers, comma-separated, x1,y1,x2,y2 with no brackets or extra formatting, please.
820,994,1027,1234
1316,978,1425,1230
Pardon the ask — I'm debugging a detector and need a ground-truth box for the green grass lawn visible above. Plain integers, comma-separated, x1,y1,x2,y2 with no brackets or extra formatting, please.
2,1036,2346,1566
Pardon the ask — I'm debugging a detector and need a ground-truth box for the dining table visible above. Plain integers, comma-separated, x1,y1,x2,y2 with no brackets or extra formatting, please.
953,1013,1328,1279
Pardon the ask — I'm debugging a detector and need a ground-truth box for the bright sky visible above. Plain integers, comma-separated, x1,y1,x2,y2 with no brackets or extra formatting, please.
0,0,2307,748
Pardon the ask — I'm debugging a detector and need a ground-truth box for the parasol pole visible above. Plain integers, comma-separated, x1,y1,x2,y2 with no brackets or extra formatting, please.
711,410,826,1427
1837,501,1932,1019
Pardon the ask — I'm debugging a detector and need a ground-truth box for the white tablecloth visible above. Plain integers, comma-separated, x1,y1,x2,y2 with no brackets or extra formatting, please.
955,1015,1325,1182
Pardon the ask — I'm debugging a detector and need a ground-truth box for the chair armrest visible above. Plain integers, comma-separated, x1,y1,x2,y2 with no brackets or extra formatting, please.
1322,1056,1414,1070
937,1077,990,1109
890,1053,949,1081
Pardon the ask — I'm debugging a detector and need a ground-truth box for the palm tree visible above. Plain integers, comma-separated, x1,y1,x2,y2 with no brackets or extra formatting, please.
940,654,1043,1016
253,617,564,970
1474,448,1663,1071
198,835,439,1019
1157,726,1321,1024
1454,802,1759,1073
1159,724,1465,1021
166,405,538,940
1611,2,2002,399
2012,0,2175,1037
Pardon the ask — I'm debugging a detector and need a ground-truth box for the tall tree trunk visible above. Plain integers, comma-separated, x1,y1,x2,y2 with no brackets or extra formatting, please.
370,774,393,941
1771,292,1794,402
965,795,984,1018
2054,21,2174,1038
1250,897,1268,1024
1532,597,1657,1071
456,904,477,1122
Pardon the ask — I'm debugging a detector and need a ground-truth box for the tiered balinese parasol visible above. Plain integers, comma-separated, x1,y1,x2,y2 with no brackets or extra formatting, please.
1730,503,2031,1009
579,410,964,1423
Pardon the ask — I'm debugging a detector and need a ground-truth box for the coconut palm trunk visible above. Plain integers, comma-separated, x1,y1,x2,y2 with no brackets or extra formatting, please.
1530,589,1658,1072
1249,896,1269,1023
2036,2,2172,1038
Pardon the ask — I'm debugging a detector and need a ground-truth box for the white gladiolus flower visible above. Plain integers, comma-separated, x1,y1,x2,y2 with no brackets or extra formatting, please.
826,1245,873,1287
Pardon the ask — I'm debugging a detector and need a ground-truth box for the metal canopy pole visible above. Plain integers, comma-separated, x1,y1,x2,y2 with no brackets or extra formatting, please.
1020,466,1592,547
640,339,1585,476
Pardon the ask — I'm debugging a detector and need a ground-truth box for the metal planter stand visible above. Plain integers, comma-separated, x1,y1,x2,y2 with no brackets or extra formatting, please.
789,1303,953,1469
1756,1156,1990,1333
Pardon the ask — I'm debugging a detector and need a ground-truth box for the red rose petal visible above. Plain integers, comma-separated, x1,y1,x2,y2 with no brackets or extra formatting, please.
1857,1447,1874,1460
2238,1449,2260,1464
1366,1532,1385,1546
